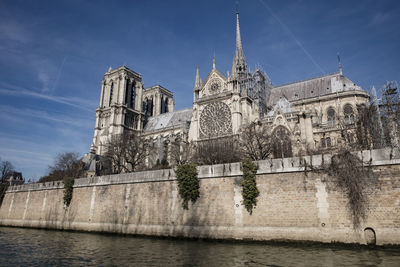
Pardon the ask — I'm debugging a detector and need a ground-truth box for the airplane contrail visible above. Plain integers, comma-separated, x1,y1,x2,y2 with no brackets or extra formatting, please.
51,56,67,94
257,0,326,75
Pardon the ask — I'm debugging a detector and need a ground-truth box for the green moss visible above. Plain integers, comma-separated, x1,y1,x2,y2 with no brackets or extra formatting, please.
176,164,200,210
63,177,75,207
241,159,259,215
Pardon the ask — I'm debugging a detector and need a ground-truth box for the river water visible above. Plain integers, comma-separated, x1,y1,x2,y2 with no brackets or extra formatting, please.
1,227,400,266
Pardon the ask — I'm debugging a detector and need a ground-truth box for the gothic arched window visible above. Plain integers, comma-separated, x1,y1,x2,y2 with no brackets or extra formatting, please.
343,104,354,124
131,81,136,109
164,97,168,113
145,98,153,116
326,137,332,147
327,107,336,124
162,140,169,162
109,82,114,106
161,96,165,114
272,126,293,158
125,80,129,105
321,138,326,148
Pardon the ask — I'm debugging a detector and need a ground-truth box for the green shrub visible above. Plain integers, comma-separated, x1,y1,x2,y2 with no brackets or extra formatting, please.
176,164,199,210
63,177,75,207
241,159,259,215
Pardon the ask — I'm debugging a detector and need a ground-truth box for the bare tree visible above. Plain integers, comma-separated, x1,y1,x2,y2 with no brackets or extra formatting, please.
271,126,293,158
349,82,400,151
380,81,400,148
239,121,273,160
192,137,241,165
39,152,85,182
105,134,129,174
124,132,150,171
96,156,113,176
50,152,81,174
1,159,14,183
104,132,150,174
354,104,383,150
169,138,193,166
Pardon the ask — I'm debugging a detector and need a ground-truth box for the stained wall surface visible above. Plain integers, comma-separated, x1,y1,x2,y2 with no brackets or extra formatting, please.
1,149,400,245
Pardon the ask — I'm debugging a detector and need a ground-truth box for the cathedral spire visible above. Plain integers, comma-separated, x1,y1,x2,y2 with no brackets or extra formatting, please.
194,65,201,89
231,54,237,77
212,55,216,69
233,9,247,76
337,53,343,75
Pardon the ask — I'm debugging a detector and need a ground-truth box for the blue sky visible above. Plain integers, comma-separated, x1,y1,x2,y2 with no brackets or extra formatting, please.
0,0,399,180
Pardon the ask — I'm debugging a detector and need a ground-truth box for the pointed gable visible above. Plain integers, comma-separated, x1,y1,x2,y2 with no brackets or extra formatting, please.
199,68,227,98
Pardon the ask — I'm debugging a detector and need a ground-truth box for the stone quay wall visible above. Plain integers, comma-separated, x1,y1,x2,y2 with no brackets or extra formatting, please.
1,148,400,245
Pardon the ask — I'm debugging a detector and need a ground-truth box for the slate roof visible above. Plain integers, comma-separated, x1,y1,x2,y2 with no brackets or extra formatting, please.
143,108,192,133
268,72,363,106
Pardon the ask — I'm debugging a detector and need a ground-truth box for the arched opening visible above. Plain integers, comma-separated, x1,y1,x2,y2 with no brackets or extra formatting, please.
344,104,355,124
272,126,292,158
321,138,326,148
130,81,136,109
164,97,169,113
144,97,153,117
326,137,332,147
327,107,336,125
364,227,376,245
161,96,168,114
109,82,114,106
125,80,129,105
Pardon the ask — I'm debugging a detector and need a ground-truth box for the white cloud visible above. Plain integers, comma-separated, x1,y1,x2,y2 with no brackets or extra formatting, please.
0,19,31,43
370,12,391,26
0,82,97,111
0,105,93,128
37,71,51,92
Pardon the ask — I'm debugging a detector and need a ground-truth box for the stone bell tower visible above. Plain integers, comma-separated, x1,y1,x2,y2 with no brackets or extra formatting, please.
90,66,144,156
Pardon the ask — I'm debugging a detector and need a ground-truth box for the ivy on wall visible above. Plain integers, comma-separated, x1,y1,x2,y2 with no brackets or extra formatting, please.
301,149,378,229
63,178,75,207
241,159,259,215
176,164,200,210
325,150,377,229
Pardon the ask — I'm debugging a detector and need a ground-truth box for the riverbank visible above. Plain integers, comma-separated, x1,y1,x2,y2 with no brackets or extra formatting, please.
1,226,400,266
1,148,400,246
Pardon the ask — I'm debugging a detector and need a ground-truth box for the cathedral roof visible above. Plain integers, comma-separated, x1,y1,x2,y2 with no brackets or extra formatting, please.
143,108,192,133
268,72,364,106
267,97,297,116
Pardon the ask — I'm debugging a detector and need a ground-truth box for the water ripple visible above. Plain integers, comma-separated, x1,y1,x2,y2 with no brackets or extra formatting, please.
0,227,400,267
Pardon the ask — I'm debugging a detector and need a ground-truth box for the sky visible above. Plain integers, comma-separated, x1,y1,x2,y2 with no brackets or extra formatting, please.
0,0,399,180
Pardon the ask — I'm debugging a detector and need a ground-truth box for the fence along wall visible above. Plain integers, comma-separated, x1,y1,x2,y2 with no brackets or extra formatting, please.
0,148,400,245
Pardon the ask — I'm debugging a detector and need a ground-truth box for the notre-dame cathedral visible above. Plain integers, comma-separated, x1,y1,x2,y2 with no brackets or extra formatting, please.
89,11,370,167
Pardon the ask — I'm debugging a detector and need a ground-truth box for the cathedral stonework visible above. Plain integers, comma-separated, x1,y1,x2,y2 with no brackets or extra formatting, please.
89,11,370,167
199,102,232,139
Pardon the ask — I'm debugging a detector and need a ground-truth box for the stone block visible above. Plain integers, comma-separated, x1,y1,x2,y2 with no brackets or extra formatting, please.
361,150,371,162
311,155,322,167
371,148,391,162
257,159,271,173
228,162,242,176
212,164,224,177
198,165,212,178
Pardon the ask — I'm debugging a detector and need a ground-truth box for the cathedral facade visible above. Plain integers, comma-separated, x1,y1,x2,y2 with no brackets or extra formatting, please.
89,12,370,166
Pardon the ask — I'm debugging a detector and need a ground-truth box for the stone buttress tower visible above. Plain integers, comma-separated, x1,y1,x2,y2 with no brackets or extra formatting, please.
90,66,144,156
